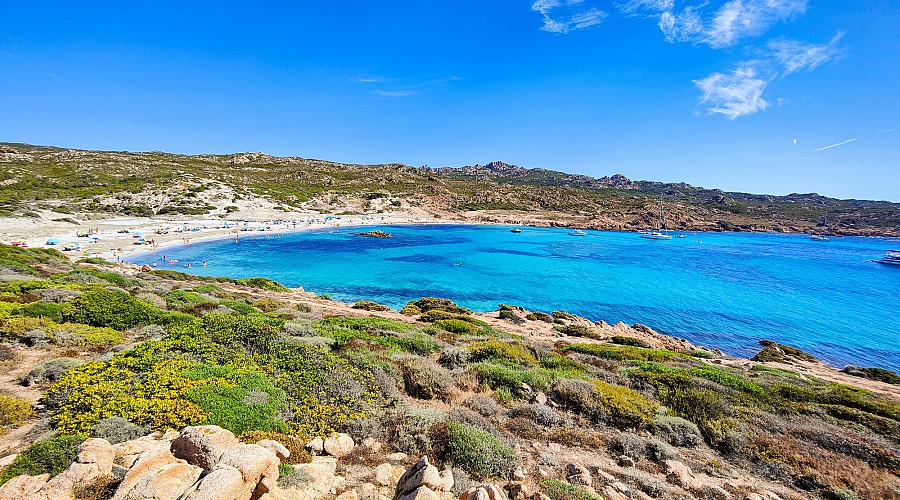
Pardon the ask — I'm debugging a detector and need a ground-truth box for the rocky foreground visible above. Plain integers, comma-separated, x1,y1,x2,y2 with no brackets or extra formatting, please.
0,424,778,500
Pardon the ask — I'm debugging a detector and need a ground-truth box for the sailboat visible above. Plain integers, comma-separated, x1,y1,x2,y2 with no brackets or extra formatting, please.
642,194,672,240
810,211,830,242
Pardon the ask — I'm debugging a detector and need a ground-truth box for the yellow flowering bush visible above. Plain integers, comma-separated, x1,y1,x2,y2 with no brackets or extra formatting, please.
48,358,206,434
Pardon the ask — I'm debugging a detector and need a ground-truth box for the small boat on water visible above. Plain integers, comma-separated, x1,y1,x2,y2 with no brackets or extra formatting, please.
874,250,900,266
569,229,587,237
810,234,830,242
641,194,671,240
510,228,522,233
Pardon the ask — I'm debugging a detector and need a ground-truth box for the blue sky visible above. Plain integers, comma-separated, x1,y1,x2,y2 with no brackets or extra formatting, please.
1,1,898,201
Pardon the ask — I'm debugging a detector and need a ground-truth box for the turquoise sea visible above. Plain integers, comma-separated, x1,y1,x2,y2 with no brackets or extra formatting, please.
133,225,900,371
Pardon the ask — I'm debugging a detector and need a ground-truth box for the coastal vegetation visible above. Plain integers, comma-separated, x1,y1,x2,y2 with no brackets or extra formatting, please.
2,143,899,235
0,244,897,498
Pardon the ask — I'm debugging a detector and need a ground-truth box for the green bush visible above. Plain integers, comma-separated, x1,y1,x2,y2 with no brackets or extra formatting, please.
185,370,288,435
62,289,159,330
609,431,646,459
552,378,657,429
164,289,210,310
434,319,479,335
842,366,900,385
445,421,519,479
0,434,86,485
752,340,816,363
253,298,287,313
19,301,64,322
220,300,258,315
352,300,391,311
406,297,472,315
651,414,702,447
525,311,554,323
611,336,651,348
468,339,538,367
541,479,602,500
22,357,84,386
397,356,454,400
561,343,684,362
236,277,291,292
0,394,34,435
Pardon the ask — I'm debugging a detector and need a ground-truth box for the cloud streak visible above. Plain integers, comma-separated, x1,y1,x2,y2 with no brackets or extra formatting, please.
531,0,607,34
812,138,859,152
355,75,462,97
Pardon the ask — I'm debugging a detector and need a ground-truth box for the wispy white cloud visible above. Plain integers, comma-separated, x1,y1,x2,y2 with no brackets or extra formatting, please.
768,32,844,75
531,0,607,34
812,137,859,152
375,90,417,97
355,75,461,97
1,50,59,79
658,6,704,43
877,128,894,134
704,0,807,48
693,65,770,119
694,33,844,119
618,0,674,16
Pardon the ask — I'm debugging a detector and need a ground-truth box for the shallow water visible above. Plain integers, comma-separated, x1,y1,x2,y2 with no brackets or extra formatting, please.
133,225,900,371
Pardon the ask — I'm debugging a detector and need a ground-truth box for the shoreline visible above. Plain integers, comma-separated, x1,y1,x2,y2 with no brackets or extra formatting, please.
2,212,898,398
0,212,475,263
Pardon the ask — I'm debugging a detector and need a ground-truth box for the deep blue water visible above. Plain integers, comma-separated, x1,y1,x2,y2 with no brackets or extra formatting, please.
133,225,900,371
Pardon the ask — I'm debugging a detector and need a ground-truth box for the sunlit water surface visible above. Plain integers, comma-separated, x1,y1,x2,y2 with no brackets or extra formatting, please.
133,225,900,371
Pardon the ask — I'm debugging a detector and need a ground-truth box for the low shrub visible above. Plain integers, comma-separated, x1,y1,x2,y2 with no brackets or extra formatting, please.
61,289,159,330
445,421,519,479
220,300,258,315
610,431,646,459
611,336,650,348
498,309,525,324
397,356,454,400
468,339,538,367
554,324,601,339
22,357,84,386
752,340,817,363
253,298,287,313
508,403,565,427
352,300,391,311
385,405,448,457
651,414,702,447
438,347,470,369
561,343,683,363
622,470,667,498
552,378,657,429
164,290,210,310
464,395,501,417
0,434,86,485
540,479,601,500
19,301,64,322
90,416,149,444
525,311,554,323
645,437,676,462
841,366,900,385
406,297,472,315
51,323,124,347
236,277,291,292
434,319,478,335
185,370,288,435
0,394,34,435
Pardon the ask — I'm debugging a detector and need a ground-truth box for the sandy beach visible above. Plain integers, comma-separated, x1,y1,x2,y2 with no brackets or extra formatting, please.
0,211,467,264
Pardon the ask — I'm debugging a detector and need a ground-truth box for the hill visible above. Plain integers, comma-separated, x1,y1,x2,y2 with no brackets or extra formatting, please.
1,143,898,236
